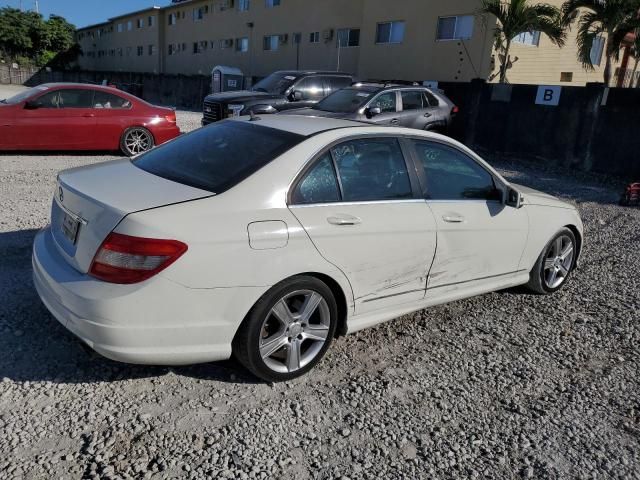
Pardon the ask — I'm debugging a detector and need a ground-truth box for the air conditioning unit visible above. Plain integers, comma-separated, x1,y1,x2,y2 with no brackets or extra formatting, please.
279,34,289,44
323,29,334,41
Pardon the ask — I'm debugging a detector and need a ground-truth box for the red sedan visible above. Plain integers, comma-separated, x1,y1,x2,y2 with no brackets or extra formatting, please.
0,83,180,156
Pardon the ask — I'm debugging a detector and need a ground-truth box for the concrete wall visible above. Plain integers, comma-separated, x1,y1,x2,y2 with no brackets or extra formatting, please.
357,0,495,82
442,80,640,178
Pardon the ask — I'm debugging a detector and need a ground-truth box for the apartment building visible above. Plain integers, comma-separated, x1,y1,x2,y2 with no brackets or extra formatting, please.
75,0,610,86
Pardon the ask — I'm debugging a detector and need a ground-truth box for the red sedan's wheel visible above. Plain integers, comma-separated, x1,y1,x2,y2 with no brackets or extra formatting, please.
120,127,154,157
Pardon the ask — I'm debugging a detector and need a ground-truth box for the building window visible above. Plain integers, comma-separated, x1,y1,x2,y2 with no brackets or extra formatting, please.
437,15,474,41
137,18,143,28
137,46,143,56
238,0,250,11
513,30,540,46
309,31,320,43
117,47,123,56
265,0,280,7
168,44,174,55
148,16,155,27
236,37,249,52
126,46,132,56
220,38,234,49
148,44,155,55
263,35,279,51
193,6,208,21
127,20,133,31
376,21,405,44
560,72,573,82
590,36,605,66
193,41,208,54
337,28,360,47
168,13,177,25
117,23,124,33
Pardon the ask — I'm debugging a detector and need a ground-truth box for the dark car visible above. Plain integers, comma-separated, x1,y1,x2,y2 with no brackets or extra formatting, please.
201,70,355,125
0,83,180,156
285,82,458,132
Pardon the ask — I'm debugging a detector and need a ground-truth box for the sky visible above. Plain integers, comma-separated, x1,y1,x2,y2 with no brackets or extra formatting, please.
0,0,171,28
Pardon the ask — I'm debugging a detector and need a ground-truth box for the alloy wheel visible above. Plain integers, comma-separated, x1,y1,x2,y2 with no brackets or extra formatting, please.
543,234,574,289
124,128,152,155
259,289,331,374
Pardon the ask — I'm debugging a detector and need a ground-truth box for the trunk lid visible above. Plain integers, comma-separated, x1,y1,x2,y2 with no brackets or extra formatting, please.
51,159,212,273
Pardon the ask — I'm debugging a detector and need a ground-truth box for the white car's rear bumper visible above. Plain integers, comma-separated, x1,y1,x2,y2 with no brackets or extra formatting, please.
32,227,265,366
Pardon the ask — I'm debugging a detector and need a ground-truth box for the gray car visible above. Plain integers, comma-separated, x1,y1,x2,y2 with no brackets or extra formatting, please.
284,82,458,132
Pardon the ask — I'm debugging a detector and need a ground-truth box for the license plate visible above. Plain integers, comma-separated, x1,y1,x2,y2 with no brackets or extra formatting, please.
61,212,80,245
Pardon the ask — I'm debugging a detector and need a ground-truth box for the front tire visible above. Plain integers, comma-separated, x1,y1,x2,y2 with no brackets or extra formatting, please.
120,127,154,156
526,228,577,294
233,276,338,382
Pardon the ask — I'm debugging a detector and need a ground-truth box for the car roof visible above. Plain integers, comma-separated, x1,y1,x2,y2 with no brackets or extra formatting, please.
229,114,367,136
38,82,127,93
273,70,353,77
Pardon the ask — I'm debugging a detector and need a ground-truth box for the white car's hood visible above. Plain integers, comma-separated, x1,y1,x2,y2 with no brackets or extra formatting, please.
512,183,574,209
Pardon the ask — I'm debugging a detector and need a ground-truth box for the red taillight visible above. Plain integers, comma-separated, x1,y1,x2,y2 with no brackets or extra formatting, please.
452,105,459,114
164,113,176,123
89,232,188,284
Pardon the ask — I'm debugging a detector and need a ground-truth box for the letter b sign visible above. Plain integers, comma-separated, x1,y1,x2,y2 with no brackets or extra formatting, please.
535,85,561,106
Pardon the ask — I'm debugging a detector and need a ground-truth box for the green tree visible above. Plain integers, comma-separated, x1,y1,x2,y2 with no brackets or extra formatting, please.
482,0,567,83
562,0,640,85
0,7,79,67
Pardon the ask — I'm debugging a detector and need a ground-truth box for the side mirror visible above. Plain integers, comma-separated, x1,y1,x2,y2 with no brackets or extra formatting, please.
366,106,382,118
24,100,40,110
505,187,523,208
290,90,303,101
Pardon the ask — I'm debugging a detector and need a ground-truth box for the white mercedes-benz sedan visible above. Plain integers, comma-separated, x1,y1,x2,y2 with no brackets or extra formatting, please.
33,115,583,381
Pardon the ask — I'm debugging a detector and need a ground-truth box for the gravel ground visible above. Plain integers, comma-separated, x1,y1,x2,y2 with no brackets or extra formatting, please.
1,86,639,478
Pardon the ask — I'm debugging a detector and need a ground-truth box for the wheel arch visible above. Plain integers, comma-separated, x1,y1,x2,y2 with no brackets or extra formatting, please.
300,272,350,337
233,271,351,342
564,223,583,265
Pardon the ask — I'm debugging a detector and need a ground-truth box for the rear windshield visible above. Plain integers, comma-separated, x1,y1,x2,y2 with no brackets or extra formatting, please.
133,121,304,194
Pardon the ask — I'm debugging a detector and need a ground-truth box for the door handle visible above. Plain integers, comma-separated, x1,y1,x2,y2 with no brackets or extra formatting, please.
390,118,399,125
82,113,96,118
442,215,465,223
423,112,432,118
327,215,362,226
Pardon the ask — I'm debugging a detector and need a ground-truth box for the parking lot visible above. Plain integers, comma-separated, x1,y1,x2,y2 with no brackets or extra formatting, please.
1,84,639,479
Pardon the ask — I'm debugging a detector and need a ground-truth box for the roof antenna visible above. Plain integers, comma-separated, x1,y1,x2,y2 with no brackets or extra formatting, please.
249,110,261,121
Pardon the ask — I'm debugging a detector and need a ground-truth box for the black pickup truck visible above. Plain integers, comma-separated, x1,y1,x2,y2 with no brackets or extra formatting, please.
201,70,354,125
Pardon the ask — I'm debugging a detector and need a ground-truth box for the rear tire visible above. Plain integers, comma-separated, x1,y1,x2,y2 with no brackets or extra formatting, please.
526,228,577,294
120,127,154,157
233,276,338,382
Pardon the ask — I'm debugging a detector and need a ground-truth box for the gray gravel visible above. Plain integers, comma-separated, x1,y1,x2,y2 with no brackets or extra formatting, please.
1,101,639,478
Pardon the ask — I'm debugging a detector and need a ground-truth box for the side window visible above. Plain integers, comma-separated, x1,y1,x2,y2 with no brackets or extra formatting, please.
412,140,500,201
369,92,396,113
401,90,424,111
325,76,352,94
93,91,132,109
293,77,325,101
35,91,60,108
332,138,412,202
423,91,439,107
58,89,93,108
291,153,340,204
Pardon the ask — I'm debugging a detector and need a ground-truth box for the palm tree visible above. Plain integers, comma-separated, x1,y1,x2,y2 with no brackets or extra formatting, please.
482,0,566,83
630,30,640,86
561,0,640,85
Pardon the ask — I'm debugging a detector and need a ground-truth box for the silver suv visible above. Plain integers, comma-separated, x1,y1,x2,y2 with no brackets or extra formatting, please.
285,82,458,132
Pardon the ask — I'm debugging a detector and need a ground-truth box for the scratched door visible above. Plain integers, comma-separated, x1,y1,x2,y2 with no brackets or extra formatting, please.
289,136,438,315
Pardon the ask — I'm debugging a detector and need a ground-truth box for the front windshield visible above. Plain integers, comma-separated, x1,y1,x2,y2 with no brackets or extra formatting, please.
314,88,376,113
251,73,298,95
1,86,48,104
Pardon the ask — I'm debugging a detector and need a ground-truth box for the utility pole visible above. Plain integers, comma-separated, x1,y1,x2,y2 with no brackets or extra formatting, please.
35,0,39,13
